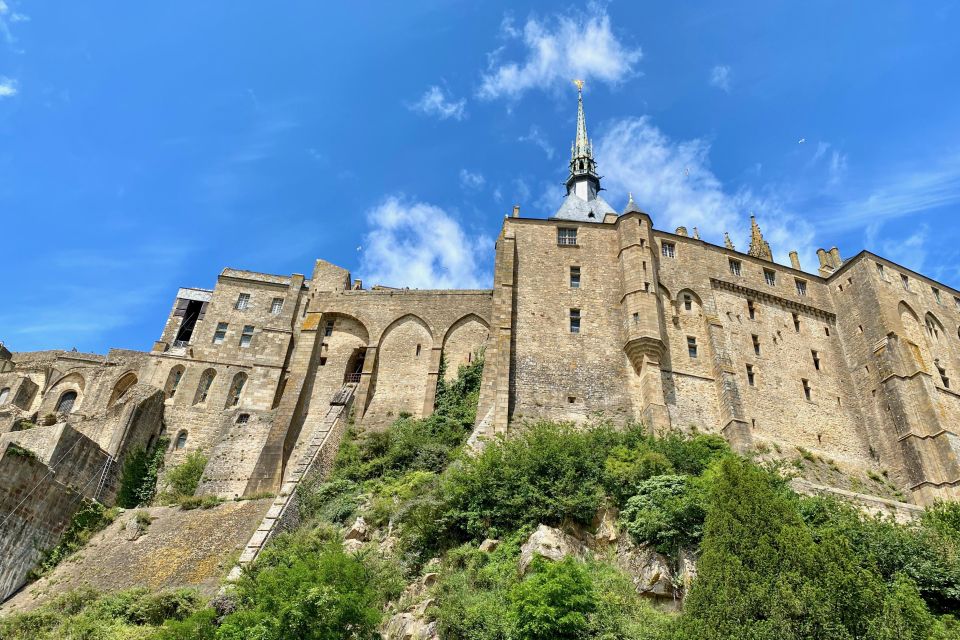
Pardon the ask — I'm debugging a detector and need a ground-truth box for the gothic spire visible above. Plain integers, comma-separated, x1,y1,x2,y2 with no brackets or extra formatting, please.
724,232,735,250
566,80,600,201
747,215,773,261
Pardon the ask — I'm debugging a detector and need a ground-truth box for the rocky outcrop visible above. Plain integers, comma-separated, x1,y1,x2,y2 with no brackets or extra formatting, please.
519,524,586,574
382,572,440,640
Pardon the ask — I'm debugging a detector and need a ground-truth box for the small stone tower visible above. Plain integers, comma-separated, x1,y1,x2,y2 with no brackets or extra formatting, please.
747,215,773,261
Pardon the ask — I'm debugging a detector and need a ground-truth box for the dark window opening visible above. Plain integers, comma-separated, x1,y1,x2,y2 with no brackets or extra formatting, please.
748,300,756,320
324,320,335,337
802,379,812,401
812,350,820,370
793,313,800,332
174,299,205,345
746,364,755,386
938,363,950,389
570,308,581,333
175,431,188,449
236,413,250,425
684,294,693,311
752,334,761,356
416,344,422,357
687,336,698,358
570,266,581,288
55,390,77,413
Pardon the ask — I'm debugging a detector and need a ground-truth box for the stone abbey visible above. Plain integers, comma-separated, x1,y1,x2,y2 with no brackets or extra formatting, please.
2,86,960,600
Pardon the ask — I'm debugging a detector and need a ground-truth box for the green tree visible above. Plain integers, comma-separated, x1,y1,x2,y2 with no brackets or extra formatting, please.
509,557,594,640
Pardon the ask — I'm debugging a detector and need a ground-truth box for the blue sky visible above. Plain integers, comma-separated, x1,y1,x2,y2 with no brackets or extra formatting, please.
2,2,960,353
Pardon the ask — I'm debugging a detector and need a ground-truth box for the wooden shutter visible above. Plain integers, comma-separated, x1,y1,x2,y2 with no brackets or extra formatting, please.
173,298,189,317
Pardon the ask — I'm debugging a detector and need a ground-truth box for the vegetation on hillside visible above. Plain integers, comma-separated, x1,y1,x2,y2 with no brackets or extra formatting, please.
7,351,960,639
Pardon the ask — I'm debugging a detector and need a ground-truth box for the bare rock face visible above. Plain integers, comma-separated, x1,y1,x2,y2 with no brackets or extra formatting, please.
519,524,586,574
342,538,365,554
478,538,500,553
591,503,619,545
615,538,676,599
383,572,441,640
344,516,369,542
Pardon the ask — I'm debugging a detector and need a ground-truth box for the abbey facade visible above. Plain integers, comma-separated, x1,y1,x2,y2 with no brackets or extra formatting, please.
2,86,960,598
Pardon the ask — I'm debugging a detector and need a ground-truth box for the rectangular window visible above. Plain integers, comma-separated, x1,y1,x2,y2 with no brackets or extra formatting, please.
746,364,755,386
570,266,581,289
212,322,228,345
271,297,284,314
901,274,910,291
661,242,675,258
933,287,942,304
825,326,831,336
752,334,761,356
729,259,741,277
687,336,698,358
795,279,807,296
802,378,812,401
747,300,756,320
239,325,254,348
557,227,578,246
812,350,820,370
324,320,334,337
569,308,581,334
876,262,885,279
235,293,251,310
764,269,776,286
683,294,693,311
792,312,801,332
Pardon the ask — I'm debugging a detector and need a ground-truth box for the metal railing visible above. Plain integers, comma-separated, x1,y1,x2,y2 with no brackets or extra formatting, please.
343,372,361,383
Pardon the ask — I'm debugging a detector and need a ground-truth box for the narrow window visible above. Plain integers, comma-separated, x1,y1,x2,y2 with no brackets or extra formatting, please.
937,363,950,389
901,274,910,291
195,370,216,404
236,413,250,425
323,320,334,337
933,287,942,304
792,312,801,332
746,364,755,386
319,357,327,366
802,378,812,401
175,431,188,449
239,325,254,348
557,227,578,246
235,293,251,310
795,279,807,297
165,367,184,398
764,269,776,286
570,308,581,334
661,242,675,258
0,387,8,405
752,334,761,356
955,296,960,311
876,262,885,279
56,391,77,413
227,373,247,408
212,322,228,345
687,336,698,358
858,325,863,333
748,300,756,320
825,326,831,336
570,266,581,289
416,344,421,357
812,350,820,370
567,396,576,404
632,312,639,323
729,259,741,277
683,294,692,311
271,297,284,315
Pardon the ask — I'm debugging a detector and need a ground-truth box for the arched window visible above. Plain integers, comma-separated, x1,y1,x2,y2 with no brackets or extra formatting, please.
193,369,216,405
0,387,9,405
226,372,248,408
174,430,188,450
108,372,138,407
164,366,185,399
56,390,78,413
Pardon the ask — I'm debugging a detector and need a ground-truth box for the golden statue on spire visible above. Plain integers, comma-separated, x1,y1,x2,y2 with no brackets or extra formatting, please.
573,79,584,91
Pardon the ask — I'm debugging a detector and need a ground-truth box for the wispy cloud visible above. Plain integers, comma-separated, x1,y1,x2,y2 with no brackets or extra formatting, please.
408,85,466,121
866,222,929,273
0,0,27,52
709,65,731,92
459,169,485,190
518,125,555,159
359,196,492,289
478,7,641,101
0,76,16,98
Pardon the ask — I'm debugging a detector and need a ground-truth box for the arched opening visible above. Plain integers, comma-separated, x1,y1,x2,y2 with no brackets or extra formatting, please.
55,390,78,414
193,369,217,405
0,387,9,405
365,314,433,422
442,314,489,381
108,372,138,408
226,372,248,408
925,312,944,341
174,430,188,450
164,365,185,399
344,348,367,383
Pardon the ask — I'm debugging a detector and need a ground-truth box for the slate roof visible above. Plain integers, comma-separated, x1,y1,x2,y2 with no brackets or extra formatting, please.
551,193,617,222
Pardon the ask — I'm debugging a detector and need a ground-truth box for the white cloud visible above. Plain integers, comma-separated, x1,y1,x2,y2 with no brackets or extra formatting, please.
478,7,641,100
518,125,555,159
597,116,817,268
359,196,492,289
709,65,731,92
408,85,466,121
459,169,485,190
0,77,16,98
829,150,848,186
866,222,929,272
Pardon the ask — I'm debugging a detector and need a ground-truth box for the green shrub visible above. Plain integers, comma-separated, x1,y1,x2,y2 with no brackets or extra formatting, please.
116,437,168,508
297,476,362,524
178,494,223,510
30,500,118,578
620,474,705,555
603,445,673,504
509,556,595,640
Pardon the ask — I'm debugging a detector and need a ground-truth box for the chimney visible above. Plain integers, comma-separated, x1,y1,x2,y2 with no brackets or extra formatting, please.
675,226,688,237
512,204,520,218
788,251,801,271
829,247,842,267
353,279,363,290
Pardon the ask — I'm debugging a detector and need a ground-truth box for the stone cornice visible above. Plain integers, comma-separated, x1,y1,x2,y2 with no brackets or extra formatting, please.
710,278,836,321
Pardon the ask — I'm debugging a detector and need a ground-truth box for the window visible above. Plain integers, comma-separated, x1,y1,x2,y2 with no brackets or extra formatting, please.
955,296,960,311
235,293,251,310
227,372,247,408
933,287,942,304
752,334,760,356
55,391,77,413
319,357,327,366
825,326,831,336
416,344,422,357
570,266,581,289
239,325,254,348
558,227,578,246
683,294,692,311
570,308,581,334
764,269,776,286
661,242,675,258
937,363,951,389
795,279,807,296
236,413,250,425
729,259,742,277
812,350,820,370
165,366,184,399
195,370,216,404
901,274,910,291
802,379,812,401
792,312,801,332
568,396,576,404
175,431,188,450
271,297,284,314
746,364,755,386
876,262,885,279
632,312,639,323
324,320,335,337
687,336,698,358
212,322,228,345
0,387,8,404
926,317,940,340
747,300,756,320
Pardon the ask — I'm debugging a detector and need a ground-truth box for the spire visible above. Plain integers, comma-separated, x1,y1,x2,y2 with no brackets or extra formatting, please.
566,80,600,202
747,215,773,261
724,232,735,250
